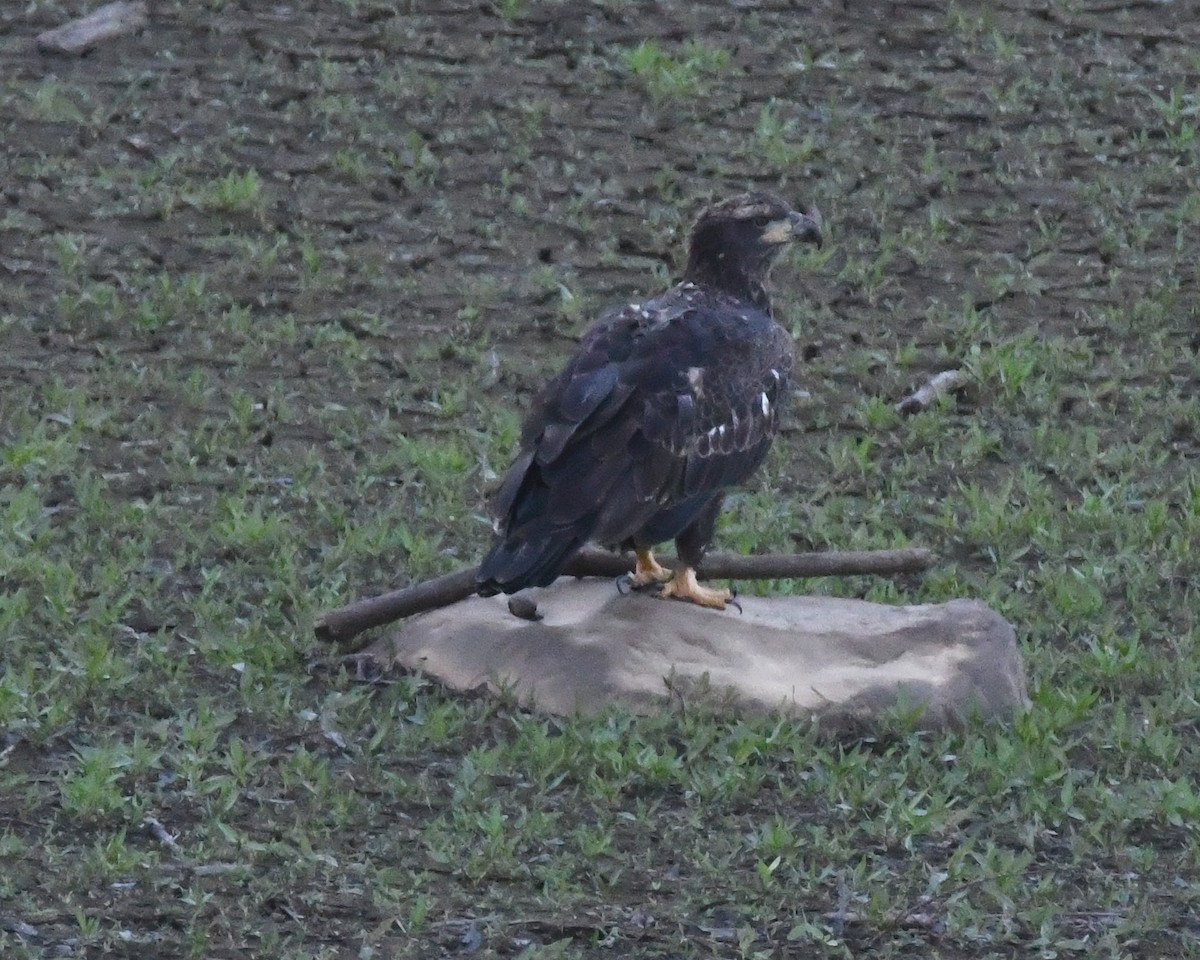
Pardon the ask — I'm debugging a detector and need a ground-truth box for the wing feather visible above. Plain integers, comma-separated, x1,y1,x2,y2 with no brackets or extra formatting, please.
557,362,619,422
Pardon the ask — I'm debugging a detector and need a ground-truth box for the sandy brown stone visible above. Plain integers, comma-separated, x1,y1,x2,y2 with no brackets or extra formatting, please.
368,579,1028,728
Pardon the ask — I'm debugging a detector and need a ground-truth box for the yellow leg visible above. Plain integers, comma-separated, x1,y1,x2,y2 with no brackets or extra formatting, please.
660,566,731,610
630,548,672,587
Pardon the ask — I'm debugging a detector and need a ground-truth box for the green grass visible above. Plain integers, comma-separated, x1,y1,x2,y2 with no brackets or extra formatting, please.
620,39,734,102
1,1,1199,957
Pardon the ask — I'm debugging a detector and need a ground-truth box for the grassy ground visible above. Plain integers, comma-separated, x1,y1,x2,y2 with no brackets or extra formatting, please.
2,1,1199,957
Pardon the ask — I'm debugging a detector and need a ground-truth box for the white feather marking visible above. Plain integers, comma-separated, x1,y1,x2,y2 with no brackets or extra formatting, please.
770,369,781,382
761,392,770,416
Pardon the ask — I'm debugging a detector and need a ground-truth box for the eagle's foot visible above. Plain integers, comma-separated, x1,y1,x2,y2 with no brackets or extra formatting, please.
660,566,731,610
629,548,673,589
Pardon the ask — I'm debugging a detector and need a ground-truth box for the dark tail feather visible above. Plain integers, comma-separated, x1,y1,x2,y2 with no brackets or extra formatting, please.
476,533,586,596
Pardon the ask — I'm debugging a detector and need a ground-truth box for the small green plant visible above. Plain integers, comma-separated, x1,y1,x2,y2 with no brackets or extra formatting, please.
386,130,440,186
332,147,370,182
132,271,208,332
27,77,87,123
204,169,264,214
51,232,89,278
495,0,526,19
59,744,133,818
621,39,731,100
755,101,818,168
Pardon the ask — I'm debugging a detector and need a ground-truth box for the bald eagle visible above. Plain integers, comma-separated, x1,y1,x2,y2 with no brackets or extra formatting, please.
476,192,822,609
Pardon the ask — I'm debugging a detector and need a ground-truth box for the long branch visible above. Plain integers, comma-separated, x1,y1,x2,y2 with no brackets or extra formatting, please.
314,546,935,647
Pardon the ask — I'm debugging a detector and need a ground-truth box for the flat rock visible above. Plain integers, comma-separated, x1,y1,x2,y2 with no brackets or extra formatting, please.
36,1,148,55
368,579,1028,728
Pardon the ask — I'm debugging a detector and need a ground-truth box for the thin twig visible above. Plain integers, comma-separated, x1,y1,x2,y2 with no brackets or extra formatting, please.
144,816,183,856
895,369,968,415
314,545,935,647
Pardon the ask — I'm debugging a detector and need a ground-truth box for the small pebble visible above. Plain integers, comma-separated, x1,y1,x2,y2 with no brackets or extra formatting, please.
507,595,542,621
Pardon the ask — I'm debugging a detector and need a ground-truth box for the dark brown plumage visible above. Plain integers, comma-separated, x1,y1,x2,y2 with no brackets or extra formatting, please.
476,192,822,608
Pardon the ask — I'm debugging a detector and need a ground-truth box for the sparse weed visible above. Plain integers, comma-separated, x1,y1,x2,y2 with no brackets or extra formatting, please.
203,169,265,214
25,77,87,123
621,39,732,101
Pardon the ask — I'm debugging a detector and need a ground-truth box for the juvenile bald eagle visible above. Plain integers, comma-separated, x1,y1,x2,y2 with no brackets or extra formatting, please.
476,192,822,609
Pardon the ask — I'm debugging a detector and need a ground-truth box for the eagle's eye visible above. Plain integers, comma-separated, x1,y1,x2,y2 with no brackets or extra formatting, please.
750,214,773,229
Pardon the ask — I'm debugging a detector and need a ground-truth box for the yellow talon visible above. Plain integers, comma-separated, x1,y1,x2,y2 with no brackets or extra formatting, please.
660,566,730,610
630,548,673,587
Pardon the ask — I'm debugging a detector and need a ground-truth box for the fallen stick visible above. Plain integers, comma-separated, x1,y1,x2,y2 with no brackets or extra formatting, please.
144,816,183,856
895,369,968,415
314,545,935,646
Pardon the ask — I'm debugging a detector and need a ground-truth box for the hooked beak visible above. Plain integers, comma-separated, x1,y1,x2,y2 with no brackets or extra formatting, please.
788,206,823,248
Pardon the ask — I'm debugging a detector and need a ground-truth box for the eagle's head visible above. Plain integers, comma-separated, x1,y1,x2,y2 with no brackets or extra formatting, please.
684,192,822,309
